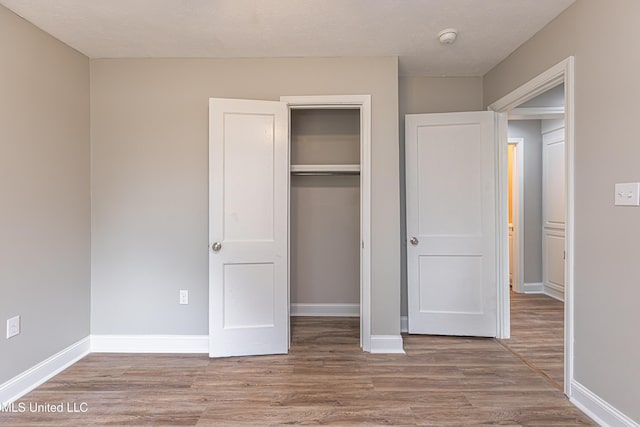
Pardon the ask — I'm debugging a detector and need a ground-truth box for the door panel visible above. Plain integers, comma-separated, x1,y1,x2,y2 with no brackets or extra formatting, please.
544,128,566,227
418,255,483,314
546,234,565,286
209,98,288,357
406,111,497,337
223,114,275,241
417,123,483,236
223,263,275,329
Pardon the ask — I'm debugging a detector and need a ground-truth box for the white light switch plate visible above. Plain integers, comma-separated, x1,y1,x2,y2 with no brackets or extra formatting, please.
614,182,640,206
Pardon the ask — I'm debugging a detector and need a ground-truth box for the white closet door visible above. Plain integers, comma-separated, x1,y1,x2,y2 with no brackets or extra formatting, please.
406,111,497,337
542,123,566,301
209,98,289,357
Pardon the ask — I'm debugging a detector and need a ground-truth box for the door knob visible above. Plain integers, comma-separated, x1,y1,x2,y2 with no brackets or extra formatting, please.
410,237,419,246
211,242,222,252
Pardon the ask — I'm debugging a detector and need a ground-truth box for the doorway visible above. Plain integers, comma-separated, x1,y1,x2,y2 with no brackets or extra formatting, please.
289,107,361,343
489,57,574,396
282,95,372,351
505,86,566,390
208,95,372,357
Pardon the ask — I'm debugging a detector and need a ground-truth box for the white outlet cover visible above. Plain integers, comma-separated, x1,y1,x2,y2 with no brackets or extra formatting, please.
179,290,189,305
614,182,640,206
7,315,20,339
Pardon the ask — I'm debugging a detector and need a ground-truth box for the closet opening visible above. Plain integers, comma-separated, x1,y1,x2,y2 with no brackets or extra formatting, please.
289,107,362,347
208,95,371,357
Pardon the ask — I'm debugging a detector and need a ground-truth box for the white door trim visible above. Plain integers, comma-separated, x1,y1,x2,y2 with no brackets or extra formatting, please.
509,107,565,120
488,57,575,397
508,138,524,294
280,95,372,352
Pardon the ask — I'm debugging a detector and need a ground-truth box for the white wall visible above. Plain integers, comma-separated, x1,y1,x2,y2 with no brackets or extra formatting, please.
519,84,565,108
484,0,640,421
0,5,90,385
291,175,360,305
90,57,401,336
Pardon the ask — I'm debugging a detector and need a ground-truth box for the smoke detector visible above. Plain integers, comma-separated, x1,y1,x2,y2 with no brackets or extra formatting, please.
438,28,458,45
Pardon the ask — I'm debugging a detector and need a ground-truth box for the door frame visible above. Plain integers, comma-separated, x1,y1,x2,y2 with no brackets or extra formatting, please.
488,57,575,396
280,95,372,352
507,137,524,294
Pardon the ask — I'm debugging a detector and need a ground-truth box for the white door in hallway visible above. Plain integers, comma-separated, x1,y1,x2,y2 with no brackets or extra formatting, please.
209,98,289,357
406,111,497,336
542,122,566,301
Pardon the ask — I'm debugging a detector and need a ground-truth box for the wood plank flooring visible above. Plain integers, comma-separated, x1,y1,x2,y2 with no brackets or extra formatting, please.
1,317,592,426
500,291,565,390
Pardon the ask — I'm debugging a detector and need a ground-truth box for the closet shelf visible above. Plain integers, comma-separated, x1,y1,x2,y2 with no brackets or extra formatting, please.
291,164,360,176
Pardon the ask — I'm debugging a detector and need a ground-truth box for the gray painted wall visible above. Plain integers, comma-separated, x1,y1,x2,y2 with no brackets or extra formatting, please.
519,83,565,108
484,0,640,421
398,76,484,316
508,120,543,284
0,6,90,384
90,57,400,336
9,2,636,421
291,175,360,304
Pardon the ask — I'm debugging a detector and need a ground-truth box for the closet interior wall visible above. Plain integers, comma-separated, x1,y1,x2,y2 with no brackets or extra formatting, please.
290,109,361,311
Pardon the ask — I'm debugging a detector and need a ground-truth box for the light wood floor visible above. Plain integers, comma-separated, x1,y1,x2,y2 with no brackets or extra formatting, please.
500,291,565,390
1,317,592,426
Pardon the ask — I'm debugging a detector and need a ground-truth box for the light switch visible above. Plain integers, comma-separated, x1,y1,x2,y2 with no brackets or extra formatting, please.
614,182,640,206
6,316,20,339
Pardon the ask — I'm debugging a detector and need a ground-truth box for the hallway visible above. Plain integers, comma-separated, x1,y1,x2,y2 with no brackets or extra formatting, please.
500,291,564,390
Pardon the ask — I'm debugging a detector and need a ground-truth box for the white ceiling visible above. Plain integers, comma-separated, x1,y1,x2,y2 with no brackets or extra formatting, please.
0,0,575,76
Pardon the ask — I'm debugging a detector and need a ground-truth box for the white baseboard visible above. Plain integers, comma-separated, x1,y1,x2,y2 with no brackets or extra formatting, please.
544,282,565,302
290,303,359,317
90,335,208,353
401,316,408,333
0,336,90,405
570,379,639,427
370,335,405,354
523,282,544,293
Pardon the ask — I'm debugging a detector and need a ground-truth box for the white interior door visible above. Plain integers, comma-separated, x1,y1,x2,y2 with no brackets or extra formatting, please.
406,111,497,337
542,121,566,301
209,98,289,357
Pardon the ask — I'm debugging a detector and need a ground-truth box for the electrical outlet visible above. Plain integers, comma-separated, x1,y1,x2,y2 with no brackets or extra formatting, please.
179,290,189,305
6,316,20,339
